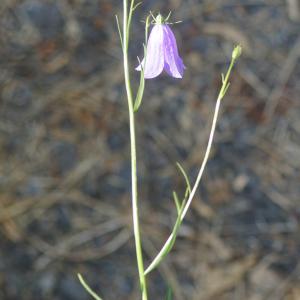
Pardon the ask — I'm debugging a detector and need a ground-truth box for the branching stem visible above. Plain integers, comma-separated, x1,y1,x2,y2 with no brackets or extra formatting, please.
123,1,148,300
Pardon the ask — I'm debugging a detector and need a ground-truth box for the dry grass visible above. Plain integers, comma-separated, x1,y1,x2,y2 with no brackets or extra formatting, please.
0,0,299,299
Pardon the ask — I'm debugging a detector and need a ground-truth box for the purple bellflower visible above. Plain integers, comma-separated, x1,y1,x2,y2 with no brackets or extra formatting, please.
136,14,186,79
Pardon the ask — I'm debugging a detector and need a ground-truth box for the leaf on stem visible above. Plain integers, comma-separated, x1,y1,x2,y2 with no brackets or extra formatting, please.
172,191,181,215
133,1,142,11
144,163,191,275
144,191,188,275
78,274,103,300
134,51,146,112
134,15,151,112
144,209,183,275
115,15,123,50
218,45,242,100
127,0,135,35
144,45,242,277
176,162,191,195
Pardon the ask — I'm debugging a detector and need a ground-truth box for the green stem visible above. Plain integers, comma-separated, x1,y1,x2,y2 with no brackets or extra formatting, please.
123,1,148,300
180,54,238,221
144,46,242,275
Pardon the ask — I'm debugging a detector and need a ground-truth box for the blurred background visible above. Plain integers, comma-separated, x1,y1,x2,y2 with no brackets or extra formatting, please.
0,0,300,299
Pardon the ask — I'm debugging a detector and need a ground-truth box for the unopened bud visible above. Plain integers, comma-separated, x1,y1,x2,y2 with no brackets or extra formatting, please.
232,45,242,60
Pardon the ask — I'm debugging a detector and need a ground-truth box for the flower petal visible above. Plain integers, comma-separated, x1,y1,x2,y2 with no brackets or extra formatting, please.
162,25,185,78
136,25,165,79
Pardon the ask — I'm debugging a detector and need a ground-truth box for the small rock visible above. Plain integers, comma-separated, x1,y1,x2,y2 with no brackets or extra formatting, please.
233,174,250,192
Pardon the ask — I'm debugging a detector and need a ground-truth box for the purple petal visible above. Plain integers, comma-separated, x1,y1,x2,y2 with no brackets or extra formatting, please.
162,25,185,78
136,25,164,79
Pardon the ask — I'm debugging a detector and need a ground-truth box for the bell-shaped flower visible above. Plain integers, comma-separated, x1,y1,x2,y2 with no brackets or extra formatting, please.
136,15,185,79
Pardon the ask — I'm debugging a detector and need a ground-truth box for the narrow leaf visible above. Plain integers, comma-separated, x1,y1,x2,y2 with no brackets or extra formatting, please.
133,1,142,11
221,82,231,98
78,274,103,300
144,203,185,275
145,45,242,277
127,0,135,35
172,191,181,215
115,15,123,50
134,15,150,112
144,15,150,45
176,162,191,194
184,186,189,200
145,164,191,275
134,51,146,112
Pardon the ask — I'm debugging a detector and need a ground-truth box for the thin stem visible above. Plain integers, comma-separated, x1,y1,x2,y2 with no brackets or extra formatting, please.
180,95,222,220
78,274,103,300
123,1,148,300
144,47,241,275
144,96,222,275
180,58,236,220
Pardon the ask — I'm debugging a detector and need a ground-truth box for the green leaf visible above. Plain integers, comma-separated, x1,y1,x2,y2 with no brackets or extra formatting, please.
221,82,231,99
144,201,186,275
127,0,135,36
133,1,142,11
176,162,191,194
78,274,103,300
115,15,123,50
145,45,242,277
133,49,146,112
144,163,191,275
166,287,173,300
172,191,181,215
133,15,150,112
221,73,225,83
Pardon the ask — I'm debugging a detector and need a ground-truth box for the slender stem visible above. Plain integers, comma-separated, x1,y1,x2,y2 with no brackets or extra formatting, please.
123,1,148,300
181,59,235,220
180,95,222,220
144,50,241,275
144,95,222,275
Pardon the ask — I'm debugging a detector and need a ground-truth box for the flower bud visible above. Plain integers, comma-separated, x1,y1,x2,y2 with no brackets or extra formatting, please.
232,45,242,60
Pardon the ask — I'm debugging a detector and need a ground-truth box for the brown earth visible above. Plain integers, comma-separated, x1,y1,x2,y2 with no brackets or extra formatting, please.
0,0,300,299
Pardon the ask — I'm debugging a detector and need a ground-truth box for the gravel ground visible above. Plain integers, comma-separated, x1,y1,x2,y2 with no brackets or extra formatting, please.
0,0,300,299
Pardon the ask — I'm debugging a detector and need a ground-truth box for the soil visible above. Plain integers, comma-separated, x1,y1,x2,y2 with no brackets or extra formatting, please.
0,0,300,299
